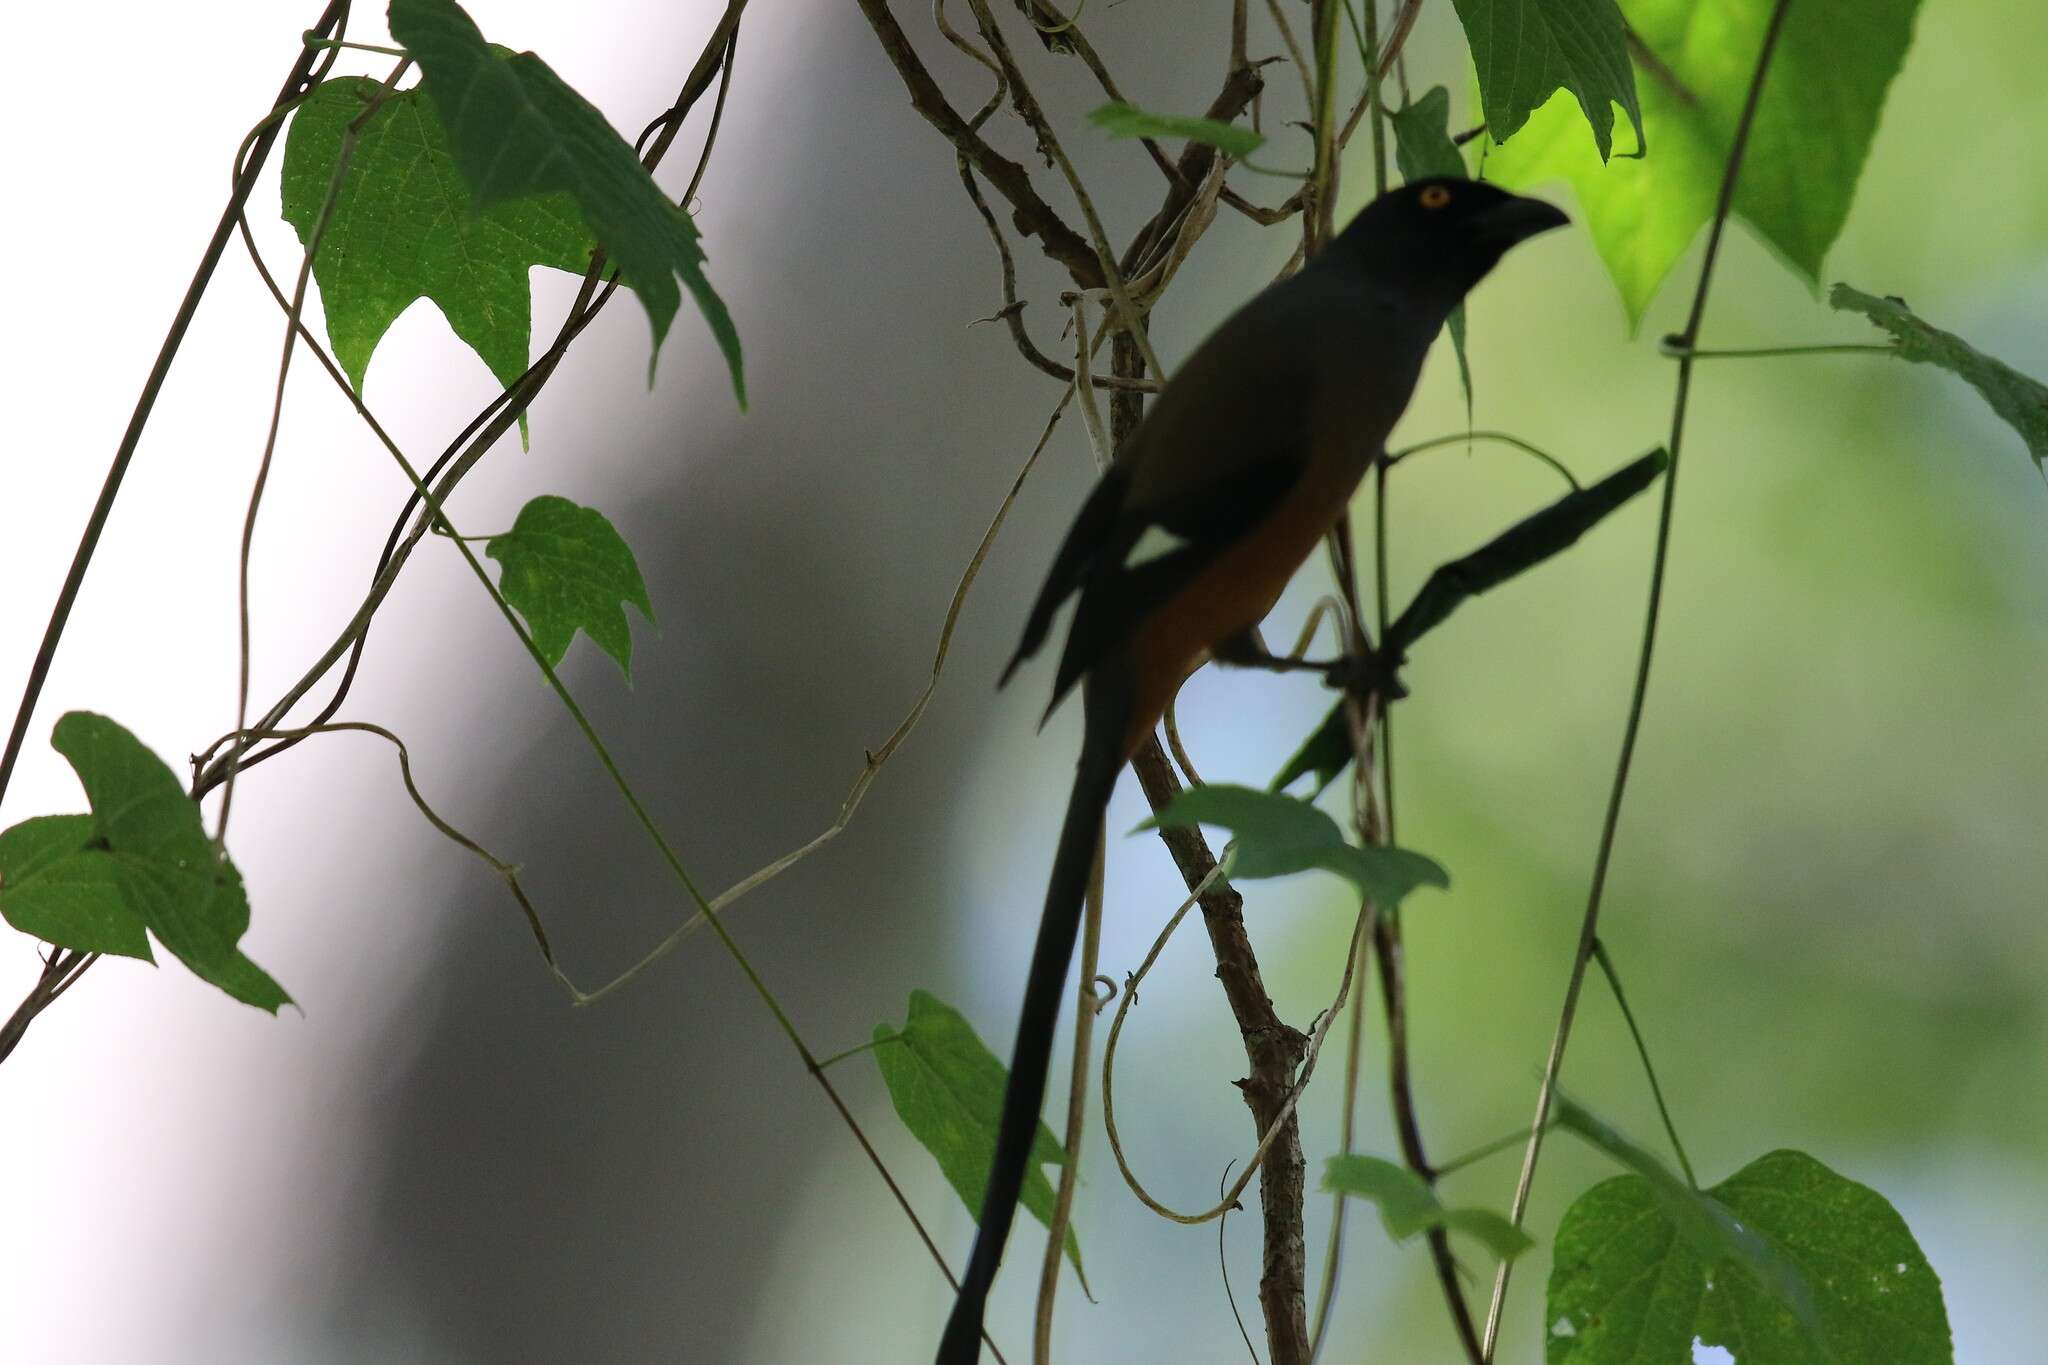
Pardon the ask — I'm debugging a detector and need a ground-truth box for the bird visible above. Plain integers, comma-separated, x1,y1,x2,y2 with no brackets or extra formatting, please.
937,176,1568,1364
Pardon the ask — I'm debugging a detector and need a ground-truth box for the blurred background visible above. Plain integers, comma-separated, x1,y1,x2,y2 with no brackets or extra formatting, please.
3,1,2044,1362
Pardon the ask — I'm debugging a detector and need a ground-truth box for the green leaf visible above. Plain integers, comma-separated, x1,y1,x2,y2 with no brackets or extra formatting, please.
1548,1136,1951,1362
1831,284,2048,470
1087,101,1266,158
1138,784,1448,907
1389,86,1474,408
47,713,289,1011
0,815,151,960
873,991,1085,1285
281,75,598,421
1386,448,1667,653
1324,1154,1534,1262
1553,1094,1808,1321
1488,0,1922,325
1268,703,1351,800
1450,0,1644,160
387,0,745,401
486,495,654,676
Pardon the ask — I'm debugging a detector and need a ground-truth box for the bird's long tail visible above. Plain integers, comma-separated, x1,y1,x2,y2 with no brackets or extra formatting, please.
936,699,1126,1364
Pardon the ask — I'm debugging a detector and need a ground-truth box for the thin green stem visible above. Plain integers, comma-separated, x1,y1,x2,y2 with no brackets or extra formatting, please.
301,34,407,57
1591,940,1697,1188
1659,340,1894,360
218,57,409,844
815,1036,898,1071
1386,430,1583,491
1481,1,1798,1354
1434,1124,1554,1180
1362,0,1388,196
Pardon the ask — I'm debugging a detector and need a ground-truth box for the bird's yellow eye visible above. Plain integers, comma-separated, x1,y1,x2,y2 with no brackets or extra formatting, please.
1419,185,1453,209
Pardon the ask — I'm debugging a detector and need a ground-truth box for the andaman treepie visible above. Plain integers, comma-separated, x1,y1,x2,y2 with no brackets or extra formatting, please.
938,177,1569,1364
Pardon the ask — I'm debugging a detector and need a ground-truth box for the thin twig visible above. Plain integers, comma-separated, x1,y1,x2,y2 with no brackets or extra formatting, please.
1034,835,1105,1362
680,26,740,210
0,1,346,818
961,0,1166,381
1219,1159,1265,1365
199,0,751,794
1385,431,1583,490
1099,884,1367,1229
217,57,410,843
1481,3,1799,1354
1262,0,1315,110
855,0,1101,282
572,388,1076,1003
1592,940,1697,1187
1375,0,1425,80
0,4,349,1063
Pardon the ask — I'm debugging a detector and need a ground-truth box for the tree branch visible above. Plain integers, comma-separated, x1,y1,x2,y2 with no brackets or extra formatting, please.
854,0,1103,284
1114,334,1311,1365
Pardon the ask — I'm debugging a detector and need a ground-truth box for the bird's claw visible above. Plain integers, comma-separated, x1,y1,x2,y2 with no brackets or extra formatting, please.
1322,649,1408,702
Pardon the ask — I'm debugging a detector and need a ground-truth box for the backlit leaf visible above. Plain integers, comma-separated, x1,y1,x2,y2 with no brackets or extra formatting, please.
1450,0,1644,159
281,75,597,414
388,0,744,399
1488,0,1923,325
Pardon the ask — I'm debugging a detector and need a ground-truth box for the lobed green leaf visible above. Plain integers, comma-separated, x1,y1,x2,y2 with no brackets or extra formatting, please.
1488,0,1923,326
388,0,745,400
486,495,655,678
1450,0,1645,160
281,76,598,427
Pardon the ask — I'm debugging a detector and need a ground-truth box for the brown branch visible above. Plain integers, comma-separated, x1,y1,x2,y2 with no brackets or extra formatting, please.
1114,335,1311,1365
957,158,1156,390
1375,916,1485,1361
1376,0,1426,81
1013,0,1183,185
1122,59,1268,272
854,0,1102,284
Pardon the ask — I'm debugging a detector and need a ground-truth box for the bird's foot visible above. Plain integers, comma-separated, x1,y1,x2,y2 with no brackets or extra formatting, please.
1322,648,1408,702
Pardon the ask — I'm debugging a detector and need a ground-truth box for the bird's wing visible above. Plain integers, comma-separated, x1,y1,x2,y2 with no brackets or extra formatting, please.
1039,454,1305,721
1004,282,1331,716
1001,463,1131,688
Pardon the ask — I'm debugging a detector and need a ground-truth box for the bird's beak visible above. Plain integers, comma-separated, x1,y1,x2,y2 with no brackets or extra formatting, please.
1472,195,1570,248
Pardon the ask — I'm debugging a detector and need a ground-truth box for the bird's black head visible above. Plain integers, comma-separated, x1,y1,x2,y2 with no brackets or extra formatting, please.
1326,177,1568,305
